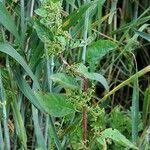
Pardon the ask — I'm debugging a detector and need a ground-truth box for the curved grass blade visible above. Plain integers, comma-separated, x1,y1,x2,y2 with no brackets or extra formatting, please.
134,30,150,42
0,43,40,89
100,65,150,103
14,72,44,112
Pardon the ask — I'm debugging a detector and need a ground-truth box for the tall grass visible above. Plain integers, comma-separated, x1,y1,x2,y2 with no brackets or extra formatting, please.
0,0,150,149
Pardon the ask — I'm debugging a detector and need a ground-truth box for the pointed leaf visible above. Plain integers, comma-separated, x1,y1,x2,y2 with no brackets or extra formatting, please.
34,21,54,42
134,30,150,42
51,73,79,89
35,92,75,117
77,64,109,91
99,128,138,149
86,40,118,63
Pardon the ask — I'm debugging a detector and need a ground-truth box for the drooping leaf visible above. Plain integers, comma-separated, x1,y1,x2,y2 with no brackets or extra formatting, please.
86,40,118,63
97,128,138,149
134,30,150,42
35,92,75,117
77,64,109,91
0,43,40,89
51,73,79,89
0,2,20,42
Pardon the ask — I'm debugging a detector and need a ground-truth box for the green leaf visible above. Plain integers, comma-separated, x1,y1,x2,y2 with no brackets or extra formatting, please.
65,0,77,9
98,128,138,149
143,88,150,127
63,1,96,30
108,0,118,24
134,30,150,42
0,2,20,42
77,64,109,91
86,40,118,63
14,73,44,112
0,43,40,89
35,8,47,17
35,92,75,117
34,21,54,42
51,73,79,89
35,148,45,150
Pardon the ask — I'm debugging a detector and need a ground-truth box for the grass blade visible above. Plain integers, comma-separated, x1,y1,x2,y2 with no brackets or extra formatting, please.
0,70,10,150
0,123,4,150
0,2,20,42
0,43,40,89
131,79,139,144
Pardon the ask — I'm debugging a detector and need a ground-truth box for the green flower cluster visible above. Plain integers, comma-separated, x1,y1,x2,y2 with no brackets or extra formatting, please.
34,0,69,55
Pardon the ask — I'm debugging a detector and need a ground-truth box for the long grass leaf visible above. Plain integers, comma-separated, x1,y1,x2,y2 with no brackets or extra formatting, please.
0,43,40,89
14,73,44,112
32,105,46,149
131,79,139,144
0,2,20,42
0,70,10,150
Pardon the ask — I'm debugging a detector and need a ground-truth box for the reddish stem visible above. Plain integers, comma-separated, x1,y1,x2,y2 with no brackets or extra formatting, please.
83,106,87,147
82,78,88,148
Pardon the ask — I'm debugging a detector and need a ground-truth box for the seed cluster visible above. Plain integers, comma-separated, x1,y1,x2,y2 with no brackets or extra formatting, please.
34,0,69,55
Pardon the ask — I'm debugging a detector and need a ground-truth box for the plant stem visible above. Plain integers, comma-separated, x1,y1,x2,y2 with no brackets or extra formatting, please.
82,0,90,147
82,78,88,147
20,0,25,49
81,0,90,64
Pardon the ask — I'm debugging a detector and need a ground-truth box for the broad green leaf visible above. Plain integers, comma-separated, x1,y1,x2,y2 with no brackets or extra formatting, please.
35,92,75,117
63,1,97,30
35,8,47,17
134,30,150,42
34,21,54,42
0,43,40,89
86,40,118,63
99,128,138,149
51,73,79,89
77,64,109,91
0,2,20,42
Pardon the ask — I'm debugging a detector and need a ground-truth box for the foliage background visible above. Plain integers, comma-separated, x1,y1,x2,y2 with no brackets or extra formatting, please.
0,0,150,149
